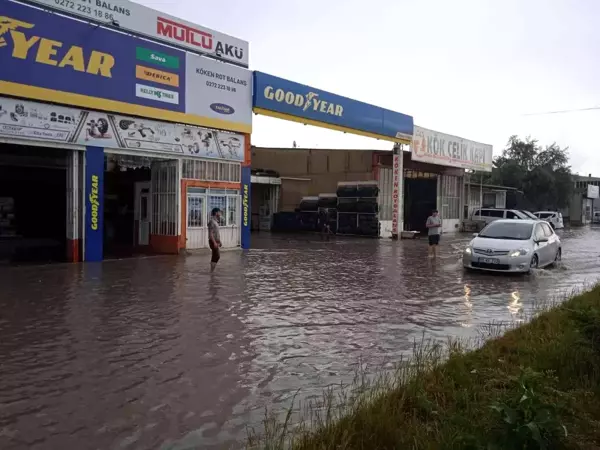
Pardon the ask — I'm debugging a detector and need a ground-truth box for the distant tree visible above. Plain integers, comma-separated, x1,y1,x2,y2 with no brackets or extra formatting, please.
491,136,572,210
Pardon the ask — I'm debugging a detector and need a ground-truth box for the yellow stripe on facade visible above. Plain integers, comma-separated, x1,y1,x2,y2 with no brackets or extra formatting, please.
253,107,412,145
0,81,252,134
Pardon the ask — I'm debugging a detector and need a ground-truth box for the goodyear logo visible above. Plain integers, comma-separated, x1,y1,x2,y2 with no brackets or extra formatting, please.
89,174,100,231
242,184,249,227
0,15,114,77
263,86,344,117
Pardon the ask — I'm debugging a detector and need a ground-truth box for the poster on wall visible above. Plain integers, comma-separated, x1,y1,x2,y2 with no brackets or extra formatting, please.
0,1,252,134
23,0,249,67
0,97,245,161
410,126,493,172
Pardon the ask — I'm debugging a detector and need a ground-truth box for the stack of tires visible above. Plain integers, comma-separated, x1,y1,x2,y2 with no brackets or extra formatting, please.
336,182,358,234
336,181,380,236
298,196,319,231
318,193,338,233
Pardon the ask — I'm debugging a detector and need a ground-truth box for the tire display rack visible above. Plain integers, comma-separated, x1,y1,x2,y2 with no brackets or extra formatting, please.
336,181,380,237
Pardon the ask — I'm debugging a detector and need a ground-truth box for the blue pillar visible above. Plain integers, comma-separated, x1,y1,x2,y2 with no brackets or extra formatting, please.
85,146,104,262
241,165,251,249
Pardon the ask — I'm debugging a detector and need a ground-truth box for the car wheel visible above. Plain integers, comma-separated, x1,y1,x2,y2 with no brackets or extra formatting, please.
554,248,562,264
530,254,539,271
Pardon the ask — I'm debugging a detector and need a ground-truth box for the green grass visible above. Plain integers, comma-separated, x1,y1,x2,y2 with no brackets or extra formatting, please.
246,285,600,450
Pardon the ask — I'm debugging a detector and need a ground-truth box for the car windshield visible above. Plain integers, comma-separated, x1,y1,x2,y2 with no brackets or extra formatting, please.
520,211,537,219
478,222,533,240
537,212,554,219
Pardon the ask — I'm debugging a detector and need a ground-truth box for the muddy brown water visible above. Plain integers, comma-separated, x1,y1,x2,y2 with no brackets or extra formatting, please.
1,228,599,449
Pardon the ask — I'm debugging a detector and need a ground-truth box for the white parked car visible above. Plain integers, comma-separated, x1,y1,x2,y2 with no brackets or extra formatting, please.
534,211,564,229
463,219,561,273
471,208,530,225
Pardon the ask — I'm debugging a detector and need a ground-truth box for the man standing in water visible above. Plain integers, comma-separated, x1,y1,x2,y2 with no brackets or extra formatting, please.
426,209,442,258
208,207,222,272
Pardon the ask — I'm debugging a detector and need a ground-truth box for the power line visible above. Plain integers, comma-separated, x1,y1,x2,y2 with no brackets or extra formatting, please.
522,106,600,116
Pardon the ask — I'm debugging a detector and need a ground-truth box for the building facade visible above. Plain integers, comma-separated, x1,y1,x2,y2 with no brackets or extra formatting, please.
0,0,252,263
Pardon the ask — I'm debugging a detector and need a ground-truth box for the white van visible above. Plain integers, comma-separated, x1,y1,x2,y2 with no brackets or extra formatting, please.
593,211,600,224
471,208,529,225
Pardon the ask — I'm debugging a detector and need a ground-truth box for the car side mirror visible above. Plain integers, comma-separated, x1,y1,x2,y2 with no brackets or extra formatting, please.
536,237,549,244
472,233,478,237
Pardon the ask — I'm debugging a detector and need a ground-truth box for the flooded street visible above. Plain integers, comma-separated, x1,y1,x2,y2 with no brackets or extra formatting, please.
1,227,600,450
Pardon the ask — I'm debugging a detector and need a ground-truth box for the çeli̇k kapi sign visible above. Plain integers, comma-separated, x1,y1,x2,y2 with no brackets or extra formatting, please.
252,72,414,144
411,126,493,172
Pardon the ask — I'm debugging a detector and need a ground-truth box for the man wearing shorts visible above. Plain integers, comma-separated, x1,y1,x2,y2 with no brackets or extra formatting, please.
426,209,442,258
208,207,222,272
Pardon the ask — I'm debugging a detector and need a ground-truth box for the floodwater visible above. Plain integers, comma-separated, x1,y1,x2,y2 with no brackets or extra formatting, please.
1,227,600,450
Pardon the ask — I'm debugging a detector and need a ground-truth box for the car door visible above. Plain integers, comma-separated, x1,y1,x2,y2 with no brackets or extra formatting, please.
540,223,556,266
533,224,551,265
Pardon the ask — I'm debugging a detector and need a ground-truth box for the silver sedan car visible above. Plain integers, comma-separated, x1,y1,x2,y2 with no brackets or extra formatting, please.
463,219,561,273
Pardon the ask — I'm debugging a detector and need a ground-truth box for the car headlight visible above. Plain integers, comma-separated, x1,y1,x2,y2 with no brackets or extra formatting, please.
465,247,472,255
509,249,529,257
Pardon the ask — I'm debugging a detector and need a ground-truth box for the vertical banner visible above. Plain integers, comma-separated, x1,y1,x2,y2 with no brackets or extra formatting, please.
392,150,401,237
85,146,104,262
240,165,251,249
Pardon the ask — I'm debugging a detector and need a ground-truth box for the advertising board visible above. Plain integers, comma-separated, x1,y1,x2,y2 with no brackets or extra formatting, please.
240,165,251,249
22,0,249,67
0,1,252,133
85,146,104,262
391,152,401,236
587,184,599,199
0,97,246,161
252,72,414,144
411,126,493,172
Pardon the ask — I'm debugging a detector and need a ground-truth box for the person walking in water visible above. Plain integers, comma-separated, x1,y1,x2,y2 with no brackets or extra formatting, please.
426,209,442,258
208,207,222,272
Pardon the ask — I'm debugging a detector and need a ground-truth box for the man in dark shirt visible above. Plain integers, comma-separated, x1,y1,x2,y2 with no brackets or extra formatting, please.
208,207,222,272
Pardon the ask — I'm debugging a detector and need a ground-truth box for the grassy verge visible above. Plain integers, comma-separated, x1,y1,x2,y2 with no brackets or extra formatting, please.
247,285,600,449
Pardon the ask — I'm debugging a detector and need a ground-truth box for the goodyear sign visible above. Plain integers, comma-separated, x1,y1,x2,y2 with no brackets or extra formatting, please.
0,1,240,130
252,72,414,144
240,166,251,250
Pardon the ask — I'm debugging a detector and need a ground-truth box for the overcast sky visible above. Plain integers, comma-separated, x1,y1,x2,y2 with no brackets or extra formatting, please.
141,0,599,175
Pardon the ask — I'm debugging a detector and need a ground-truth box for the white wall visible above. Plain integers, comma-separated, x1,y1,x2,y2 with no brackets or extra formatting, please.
187,226,240,249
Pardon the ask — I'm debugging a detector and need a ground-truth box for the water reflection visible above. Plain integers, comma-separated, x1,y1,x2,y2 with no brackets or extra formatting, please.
507,290,523,318
0,228,599,449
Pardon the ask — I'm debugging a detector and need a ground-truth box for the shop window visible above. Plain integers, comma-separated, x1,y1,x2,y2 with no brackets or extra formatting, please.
187,195,205,228
482,193,496,208
227,196,239,226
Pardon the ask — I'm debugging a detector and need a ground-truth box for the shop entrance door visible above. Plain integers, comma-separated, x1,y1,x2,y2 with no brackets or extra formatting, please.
135,181,151,246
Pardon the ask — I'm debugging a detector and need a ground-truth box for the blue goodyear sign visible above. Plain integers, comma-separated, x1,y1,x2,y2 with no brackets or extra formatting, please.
240,165,251,250
252,72,414,143
0,1,187,121
85,146,104,262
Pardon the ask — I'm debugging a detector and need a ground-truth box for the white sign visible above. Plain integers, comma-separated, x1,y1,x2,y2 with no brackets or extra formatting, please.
588,184,599,199
24,0,249,67
185,54,252,128
411,126,493,172
0,97,245,161
392,152,401,235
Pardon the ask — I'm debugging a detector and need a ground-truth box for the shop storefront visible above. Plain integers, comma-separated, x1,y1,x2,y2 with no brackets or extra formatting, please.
0,0,251,263
251,72,414,239
407,126,493,233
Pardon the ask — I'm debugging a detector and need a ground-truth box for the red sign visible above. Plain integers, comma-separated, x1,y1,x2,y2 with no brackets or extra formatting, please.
392,153,400,234
157,17,213,51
